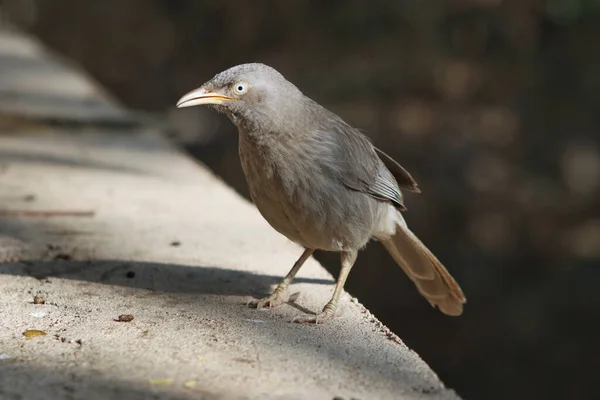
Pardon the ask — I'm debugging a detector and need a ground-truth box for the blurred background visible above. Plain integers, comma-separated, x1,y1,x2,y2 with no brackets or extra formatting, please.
2,1,599,399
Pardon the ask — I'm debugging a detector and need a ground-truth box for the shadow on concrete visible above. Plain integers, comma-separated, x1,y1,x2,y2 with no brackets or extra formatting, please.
0,148,149,175
0,363,221,400
0,259,333,298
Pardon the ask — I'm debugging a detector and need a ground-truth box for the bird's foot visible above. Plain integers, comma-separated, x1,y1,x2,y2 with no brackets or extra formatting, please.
291,301,341,324
247,289,288,309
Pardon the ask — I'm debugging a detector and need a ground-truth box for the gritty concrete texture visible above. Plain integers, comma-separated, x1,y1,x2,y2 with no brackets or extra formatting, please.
0,22,462,400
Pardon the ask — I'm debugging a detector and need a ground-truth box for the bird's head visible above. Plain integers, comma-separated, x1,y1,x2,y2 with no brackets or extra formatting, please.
176,63,304,132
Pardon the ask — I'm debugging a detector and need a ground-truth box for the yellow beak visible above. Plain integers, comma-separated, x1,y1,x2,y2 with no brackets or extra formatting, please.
176,88,234,108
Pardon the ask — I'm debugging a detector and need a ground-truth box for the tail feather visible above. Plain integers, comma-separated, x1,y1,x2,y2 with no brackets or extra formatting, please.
381,220,466,316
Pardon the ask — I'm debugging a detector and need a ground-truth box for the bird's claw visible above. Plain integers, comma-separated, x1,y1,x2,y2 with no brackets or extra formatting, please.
291,305,341,324
247,291,287,309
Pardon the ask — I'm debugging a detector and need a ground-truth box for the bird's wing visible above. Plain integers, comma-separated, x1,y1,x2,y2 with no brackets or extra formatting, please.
313,121,409,210
373,147,420,193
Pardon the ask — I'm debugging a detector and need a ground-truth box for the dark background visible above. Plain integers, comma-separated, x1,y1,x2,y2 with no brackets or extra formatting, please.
3,1,600,399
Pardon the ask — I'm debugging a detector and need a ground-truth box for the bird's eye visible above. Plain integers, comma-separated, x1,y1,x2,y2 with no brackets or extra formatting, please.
233,82,248,95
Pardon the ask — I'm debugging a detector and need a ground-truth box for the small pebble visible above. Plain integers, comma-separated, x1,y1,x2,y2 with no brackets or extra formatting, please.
33,296,46,304
115,314,134,322
29,311,46,318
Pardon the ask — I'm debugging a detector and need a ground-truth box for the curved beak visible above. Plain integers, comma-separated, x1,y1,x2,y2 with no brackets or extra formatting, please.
176,87,235,108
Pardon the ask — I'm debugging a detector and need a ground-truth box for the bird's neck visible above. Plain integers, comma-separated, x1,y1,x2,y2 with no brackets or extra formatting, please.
231,93,311,144
233,109,305,148
237,124,295,149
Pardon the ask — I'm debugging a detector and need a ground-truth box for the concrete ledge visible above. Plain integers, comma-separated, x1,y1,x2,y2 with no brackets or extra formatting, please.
0,26,135,125
0,25,461,400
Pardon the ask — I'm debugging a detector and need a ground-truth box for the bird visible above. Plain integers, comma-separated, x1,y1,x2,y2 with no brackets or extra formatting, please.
176,63,466,324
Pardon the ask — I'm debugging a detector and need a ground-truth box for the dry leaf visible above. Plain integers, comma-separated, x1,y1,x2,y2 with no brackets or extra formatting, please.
23,329,47,338
184,380,197,388
148,379,173,386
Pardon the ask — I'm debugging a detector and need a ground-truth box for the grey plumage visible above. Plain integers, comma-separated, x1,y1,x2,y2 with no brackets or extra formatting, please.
177,63,466,323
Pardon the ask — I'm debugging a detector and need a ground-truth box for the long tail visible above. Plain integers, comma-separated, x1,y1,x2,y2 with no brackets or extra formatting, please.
380,218,466,316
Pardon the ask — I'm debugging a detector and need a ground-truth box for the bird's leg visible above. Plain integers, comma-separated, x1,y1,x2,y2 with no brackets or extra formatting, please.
293,249,357,324
249,248,314,309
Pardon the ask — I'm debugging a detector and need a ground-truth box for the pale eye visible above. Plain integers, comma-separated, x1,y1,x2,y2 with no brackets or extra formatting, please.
233,82,248,95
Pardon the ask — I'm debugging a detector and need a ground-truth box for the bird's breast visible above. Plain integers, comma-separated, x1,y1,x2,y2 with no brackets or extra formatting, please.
237,132,376,251
238,133,305,243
